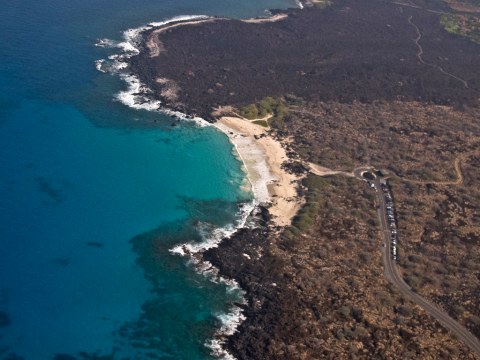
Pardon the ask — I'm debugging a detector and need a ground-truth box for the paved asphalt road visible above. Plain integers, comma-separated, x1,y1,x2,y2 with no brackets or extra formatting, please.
371,175,480,356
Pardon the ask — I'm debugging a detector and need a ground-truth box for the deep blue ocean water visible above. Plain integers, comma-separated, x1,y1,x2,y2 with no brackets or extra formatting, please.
0,0,294,359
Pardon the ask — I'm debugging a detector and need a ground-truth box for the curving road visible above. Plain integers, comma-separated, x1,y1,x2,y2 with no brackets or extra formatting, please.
329,167,480,355
371,175,480,356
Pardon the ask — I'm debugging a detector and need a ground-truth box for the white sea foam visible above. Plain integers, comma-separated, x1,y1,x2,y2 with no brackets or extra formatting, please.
113,61,128,71
115,73,162,111
217,307,247,337
170,201,256,257
296,0,305,9
95,38,118,48
148,15,210,28
114,71,211,126
208,305,247,360
95,59,106,73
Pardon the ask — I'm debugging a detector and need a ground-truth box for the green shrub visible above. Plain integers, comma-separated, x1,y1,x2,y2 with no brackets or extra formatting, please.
240,104,259,119
252,120,269,127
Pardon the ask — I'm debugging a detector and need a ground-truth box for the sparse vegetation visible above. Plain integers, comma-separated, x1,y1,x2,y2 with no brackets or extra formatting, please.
281,100,480,348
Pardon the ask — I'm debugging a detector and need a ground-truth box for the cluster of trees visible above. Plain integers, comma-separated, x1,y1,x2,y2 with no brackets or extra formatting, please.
239,97,288,127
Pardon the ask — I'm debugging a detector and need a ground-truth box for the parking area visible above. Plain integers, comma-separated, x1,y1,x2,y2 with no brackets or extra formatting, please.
380,180,398,261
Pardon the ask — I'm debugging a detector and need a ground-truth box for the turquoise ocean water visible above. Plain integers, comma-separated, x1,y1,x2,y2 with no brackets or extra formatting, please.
0,0,295,359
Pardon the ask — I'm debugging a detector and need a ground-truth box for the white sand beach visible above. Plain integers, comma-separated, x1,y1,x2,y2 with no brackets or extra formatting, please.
214,116,304,227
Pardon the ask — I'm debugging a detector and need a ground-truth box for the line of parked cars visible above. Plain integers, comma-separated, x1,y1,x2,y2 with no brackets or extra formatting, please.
381,182,398,261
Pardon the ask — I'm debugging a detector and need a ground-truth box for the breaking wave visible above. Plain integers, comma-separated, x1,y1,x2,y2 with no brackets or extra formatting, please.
296,0,305,9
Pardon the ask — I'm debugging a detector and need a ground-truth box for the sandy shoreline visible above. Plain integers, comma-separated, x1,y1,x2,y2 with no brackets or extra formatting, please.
214,116,304,227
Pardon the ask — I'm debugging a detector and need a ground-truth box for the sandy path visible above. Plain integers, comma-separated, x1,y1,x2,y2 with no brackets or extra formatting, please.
242,14,288,23
147,19,216,57
309,163,354,177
